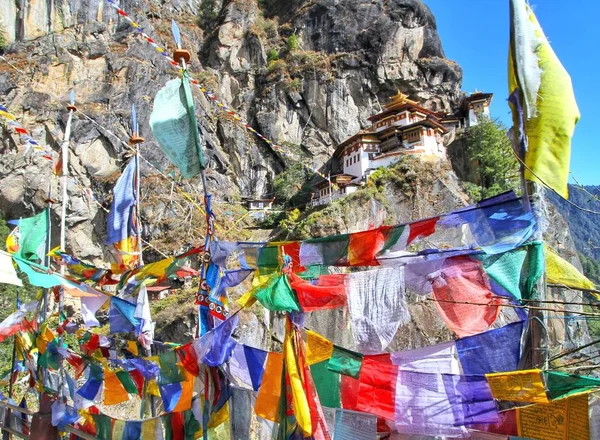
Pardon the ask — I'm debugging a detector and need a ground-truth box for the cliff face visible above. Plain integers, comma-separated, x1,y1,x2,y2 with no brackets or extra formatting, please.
0,0,462,261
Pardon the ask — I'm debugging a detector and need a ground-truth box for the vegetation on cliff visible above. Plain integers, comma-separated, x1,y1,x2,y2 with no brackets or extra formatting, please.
459,117,520,201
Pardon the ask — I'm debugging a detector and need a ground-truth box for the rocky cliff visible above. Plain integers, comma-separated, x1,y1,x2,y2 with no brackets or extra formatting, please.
0,0,462,262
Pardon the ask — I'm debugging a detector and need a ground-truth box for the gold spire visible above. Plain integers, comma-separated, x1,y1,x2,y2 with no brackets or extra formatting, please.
385,91,418,109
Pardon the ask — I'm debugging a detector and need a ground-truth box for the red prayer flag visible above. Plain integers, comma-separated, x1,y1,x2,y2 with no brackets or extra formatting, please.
281,242,306,273
129,370,145,396
348,227,391,266
355,354,398,421
407,217,439,245
288,273,346,311
177,343,200,377
432,256,502,337
340,374,360,410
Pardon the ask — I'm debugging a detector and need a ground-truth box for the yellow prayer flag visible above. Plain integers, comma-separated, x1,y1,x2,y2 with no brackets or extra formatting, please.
112,420,126,440
517,394,589,440
509,0,579,199
147,379,161,397
103,369,131,405
127,340,139,356
306,330,333,365
0,110,16,121
284,321,312,436
546,246,595,291
486,369,549,404
237,272,275,308
141,418,159,440
254,352,284,422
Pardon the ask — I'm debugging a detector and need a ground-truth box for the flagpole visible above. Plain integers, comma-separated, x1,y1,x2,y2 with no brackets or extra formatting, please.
56,94,76,403
170,20,213,339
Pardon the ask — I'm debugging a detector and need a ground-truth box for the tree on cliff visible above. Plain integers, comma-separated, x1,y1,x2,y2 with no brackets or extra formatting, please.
461,117,520,201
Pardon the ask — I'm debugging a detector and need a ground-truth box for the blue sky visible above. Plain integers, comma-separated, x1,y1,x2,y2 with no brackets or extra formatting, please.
426,0,599,185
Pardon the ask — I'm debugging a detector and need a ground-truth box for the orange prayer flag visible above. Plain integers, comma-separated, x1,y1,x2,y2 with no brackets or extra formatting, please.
254,352,284,422
172,370,194,412
103,369,130,405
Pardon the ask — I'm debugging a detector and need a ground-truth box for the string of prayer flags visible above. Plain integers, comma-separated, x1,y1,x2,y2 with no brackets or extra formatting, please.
306,330,334,365
456,321,525,375
544,371,600,400
485,369,549,403
229,344,268,391
345,266,409,353
327,345,363,379
288,273,347,311
509,0,579,199
253,352,284,422
432,256,502,337
545,245,596,291
516,394,589,440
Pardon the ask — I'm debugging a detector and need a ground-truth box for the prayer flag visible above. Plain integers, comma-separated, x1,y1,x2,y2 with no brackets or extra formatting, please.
456,321,525,375
545,246,595,291
355,354,397,421
116,371,139,395
123,421,142,440
345,266,409,353
310,361,341,408
288,273,347,311
432,256,501,337
391,341,460,374
544,371,600,400
12,211,48,261
104,368,130,405
177,343,200,377
441,374,500,426
254,352,284,422
202,314,239,367
80,289,108,328
158,351,185,385
509,0,579,198
92,414,113,440
229,344,268,391
516,394,588,440
149,74,205,178
486,369,549,403
134,285,154,349
0,252,22,286
14,258,61,288
254,275,300,312
109,297,139,333
306,330,334,365
327,346,363,379
106,159,138,245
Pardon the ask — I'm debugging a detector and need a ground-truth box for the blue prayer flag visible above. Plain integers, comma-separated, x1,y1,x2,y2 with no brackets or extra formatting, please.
106,159,137,245
203,314,239,367
243,345,268,391
159,382,182,412
109,297,139,333
456,321,525,375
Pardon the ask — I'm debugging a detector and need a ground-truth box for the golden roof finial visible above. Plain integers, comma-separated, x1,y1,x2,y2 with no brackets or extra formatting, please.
386,90,418,109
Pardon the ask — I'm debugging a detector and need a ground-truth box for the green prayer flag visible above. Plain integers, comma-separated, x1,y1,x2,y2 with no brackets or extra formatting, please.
93,414,113,440
254,275,300,312
184,409,200,440
162,414,174,440
158,350,185,385
14,258,61,288
15,210,48,261
381,225,405,253
310,360,341,408
544,371,600,400
257,246,279,275
149,73,204,179
327,345,363,379
478,243,544,300
116,370,139,395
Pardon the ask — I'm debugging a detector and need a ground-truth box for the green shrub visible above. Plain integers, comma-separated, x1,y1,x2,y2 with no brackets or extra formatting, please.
266,59,287,76
266,48,280,62
287,33,299,51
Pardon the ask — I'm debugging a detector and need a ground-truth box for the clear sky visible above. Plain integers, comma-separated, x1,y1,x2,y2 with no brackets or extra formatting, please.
426,0,599,185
